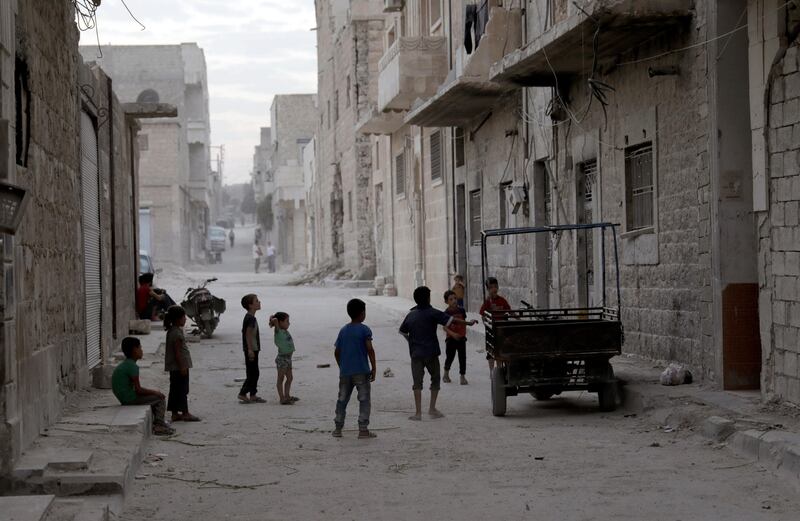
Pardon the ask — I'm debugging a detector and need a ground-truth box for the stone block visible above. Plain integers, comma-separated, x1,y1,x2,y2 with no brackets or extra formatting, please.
787,73,800,100
14,449,93,476
128,320,151,335
91,364,114,389
0,495,55,521
701,416,736,442
787,201,799,227
778,126,794,151
784,98,800,126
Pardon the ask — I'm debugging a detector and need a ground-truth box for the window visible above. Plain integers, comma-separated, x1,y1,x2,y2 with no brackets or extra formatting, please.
136,88,160,104
297,138,311,163
348,191,353,222
374,141,380,170
138,134,149,151
499,182,514,244
470,189,482,245
625,143,654,231
15,56,31,167
427,0,442,31
334,90,339,122
346,76,351,108
395,151,406,197
429,130,442,182
579,158,598,224
455,127,465,168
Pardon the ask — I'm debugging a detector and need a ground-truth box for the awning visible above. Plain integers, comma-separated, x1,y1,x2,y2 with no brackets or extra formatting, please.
405,76,513,128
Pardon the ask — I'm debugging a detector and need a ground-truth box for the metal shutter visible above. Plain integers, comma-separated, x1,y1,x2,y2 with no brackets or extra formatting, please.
395,151,405,196
80,111,102,369
430,130,442,181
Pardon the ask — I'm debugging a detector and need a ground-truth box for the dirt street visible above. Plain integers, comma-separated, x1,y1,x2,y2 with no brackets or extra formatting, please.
126,226,800,521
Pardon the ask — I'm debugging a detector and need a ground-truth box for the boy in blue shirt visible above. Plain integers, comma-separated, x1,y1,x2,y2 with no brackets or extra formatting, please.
333,298,377,439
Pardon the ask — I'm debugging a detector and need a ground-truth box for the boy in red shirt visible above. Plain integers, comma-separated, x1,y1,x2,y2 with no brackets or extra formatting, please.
442,290,469,385
479,277,512,370
136,273,173,321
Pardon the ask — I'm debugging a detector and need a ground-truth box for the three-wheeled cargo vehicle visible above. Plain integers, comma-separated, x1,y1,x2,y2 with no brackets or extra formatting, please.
482,223,624,416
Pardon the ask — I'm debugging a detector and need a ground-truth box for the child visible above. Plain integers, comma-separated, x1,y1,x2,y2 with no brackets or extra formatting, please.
112,337,174,436
451,274,466,310
479,277,512,371
136,273,173,321
253,240,263,274
238,294,265,404
269,312,297,404
399,286,477,421
164,305,200,422
333,299,377,439
442,290,468,385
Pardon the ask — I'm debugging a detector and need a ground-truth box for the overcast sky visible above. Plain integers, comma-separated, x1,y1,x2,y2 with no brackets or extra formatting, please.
79,0,318,185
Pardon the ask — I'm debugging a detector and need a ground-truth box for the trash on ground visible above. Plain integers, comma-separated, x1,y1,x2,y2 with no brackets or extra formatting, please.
383,368,394,378
659,363,693,386
316,363,331,368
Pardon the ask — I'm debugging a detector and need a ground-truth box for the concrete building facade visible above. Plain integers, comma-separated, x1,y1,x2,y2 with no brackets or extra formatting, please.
1,0,142,476
269,94,316,269
252,127,273,203
311,0,385,278
79,43,217,266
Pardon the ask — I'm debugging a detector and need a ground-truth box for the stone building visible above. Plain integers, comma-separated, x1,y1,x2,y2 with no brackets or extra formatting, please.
318,0,800,404
252,127,273,202
1,1,143,476
79,43,216,266
267,94,316,269
311,0,385,278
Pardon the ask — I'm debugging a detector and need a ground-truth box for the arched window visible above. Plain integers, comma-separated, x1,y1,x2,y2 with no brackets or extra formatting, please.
136,89,159,103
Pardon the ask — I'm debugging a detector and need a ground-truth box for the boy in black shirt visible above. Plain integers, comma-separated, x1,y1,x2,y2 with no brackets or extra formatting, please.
238,294,265,403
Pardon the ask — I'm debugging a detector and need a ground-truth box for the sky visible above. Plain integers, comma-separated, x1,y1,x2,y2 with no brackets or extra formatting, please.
78,0,318,185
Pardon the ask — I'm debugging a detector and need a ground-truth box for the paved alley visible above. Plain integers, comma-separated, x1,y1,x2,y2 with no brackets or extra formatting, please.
120,227,800,521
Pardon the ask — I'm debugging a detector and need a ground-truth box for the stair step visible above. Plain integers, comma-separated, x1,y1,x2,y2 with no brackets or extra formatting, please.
0,495,56,521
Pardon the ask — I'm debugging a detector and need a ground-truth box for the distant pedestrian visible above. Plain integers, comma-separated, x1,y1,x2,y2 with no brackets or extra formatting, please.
333,298,377,439
112,337,174,436
399,286,476,421
269,312,297,404
266,241,277,273
229,229,235,248
442,290,469,385
238,294,265,404
451,274,466,310
164,305,200,422
479,277,512,371
253,240,263,273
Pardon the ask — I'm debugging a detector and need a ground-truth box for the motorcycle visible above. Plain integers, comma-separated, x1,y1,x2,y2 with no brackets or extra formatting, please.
181,278,226,338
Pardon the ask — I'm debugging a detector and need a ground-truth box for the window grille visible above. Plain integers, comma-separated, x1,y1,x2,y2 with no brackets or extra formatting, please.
470,189,482,245
430,130,442,181
625,143,654,231
395,151,406,197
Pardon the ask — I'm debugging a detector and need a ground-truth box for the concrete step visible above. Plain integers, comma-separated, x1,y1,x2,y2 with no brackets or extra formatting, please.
0,495,55,521
44,496,121,521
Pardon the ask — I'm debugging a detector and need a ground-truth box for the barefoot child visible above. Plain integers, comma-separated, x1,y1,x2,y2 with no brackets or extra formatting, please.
399,286,477,421
442,290,469,385
238,294,265,404
269,312,297,404
112,337,174,436
164,305,200,422
479,277,512,371
333,299,377,439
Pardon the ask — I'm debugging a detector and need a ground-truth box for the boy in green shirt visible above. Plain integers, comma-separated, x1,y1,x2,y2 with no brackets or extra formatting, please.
269,312,297,405
112,337,174,436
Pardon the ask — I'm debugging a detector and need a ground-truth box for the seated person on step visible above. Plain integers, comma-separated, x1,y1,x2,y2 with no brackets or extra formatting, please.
136,272,175,321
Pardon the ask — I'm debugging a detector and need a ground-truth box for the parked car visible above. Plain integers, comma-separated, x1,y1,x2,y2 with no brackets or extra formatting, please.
139,250,158,275
207,226,226,263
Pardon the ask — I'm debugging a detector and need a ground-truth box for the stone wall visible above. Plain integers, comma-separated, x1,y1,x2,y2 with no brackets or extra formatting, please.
760,38,800,403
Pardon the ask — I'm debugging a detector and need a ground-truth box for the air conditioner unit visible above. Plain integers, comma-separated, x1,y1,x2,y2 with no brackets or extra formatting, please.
384,0,404,13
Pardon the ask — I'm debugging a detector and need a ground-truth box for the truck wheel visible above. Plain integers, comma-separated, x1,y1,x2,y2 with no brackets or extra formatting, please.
598,382,618,412
491,367,507,417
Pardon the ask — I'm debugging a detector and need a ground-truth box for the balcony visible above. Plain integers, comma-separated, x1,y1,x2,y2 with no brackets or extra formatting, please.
490,0,693,87
378,36,448,113
356,105,407,135
406,5,522,128
186,119,208,144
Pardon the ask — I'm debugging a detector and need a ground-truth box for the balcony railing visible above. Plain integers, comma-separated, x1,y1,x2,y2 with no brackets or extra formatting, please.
377,36,448,112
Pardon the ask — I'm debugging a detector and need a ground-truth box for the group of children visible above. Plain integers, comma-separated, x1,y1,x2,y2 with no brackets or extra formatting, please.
113,273,511,439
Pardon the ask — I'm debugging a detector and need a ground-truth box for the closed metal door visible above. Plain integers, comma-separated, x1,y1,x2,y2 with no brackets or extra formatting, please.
81,111,102,368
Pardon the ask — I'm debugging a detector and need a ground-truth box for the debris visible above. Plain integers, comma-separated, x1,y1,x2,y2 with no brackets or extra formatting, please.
316,363,331,368
152,473,278,490
650,442,661,447
659,363,693,385
624,413,637,418
234,377,246,383
383,368,394,378
663,426,676,433
534,456,544,461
